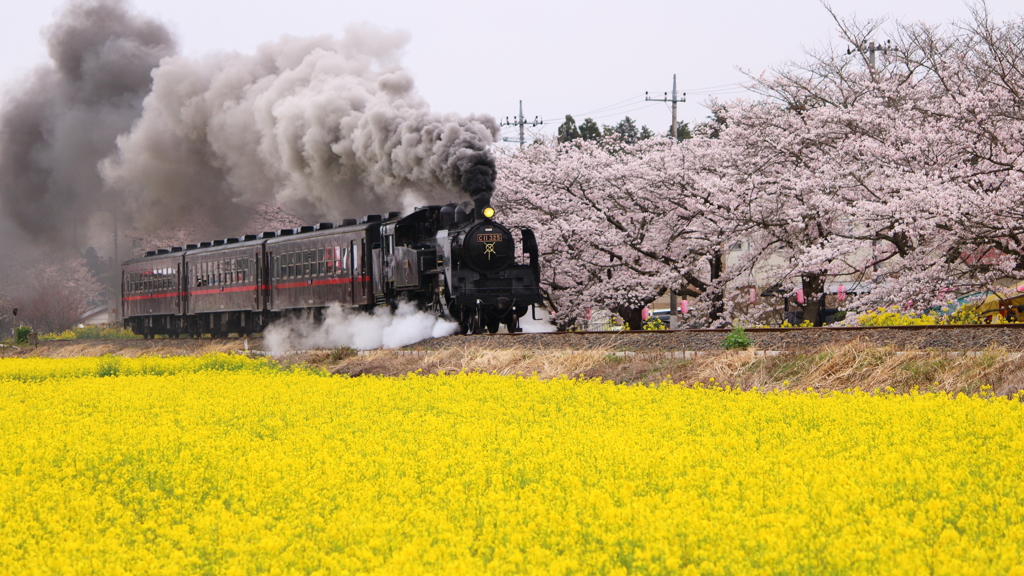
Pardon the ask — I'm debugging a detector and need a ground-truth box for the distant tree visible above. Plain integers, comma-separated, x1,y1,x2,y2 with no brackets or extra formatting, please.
13,257,102,334
668,122,692,140
557,115,581,143
579,118,601,141
695,109,726,139
639,125,655,140
614,117,640,144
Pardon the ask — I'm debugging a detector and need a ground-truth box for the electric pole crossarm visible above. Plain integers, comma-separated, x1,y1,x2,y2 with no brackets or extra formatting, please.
645,73,686,142
500,100,543,148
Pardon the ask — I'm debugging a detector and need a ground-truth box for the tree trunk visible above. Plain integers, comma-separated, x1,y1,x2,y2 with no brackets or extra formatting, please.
615,305,645,331
801,273,827,327
707,250,725,325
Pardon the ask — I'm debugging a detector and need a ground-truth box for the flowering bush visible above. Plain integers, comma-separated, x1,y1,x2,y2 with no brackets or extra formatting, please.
642,316,666,331
856,305,986,326
1,355,1022,574
39,324,140,340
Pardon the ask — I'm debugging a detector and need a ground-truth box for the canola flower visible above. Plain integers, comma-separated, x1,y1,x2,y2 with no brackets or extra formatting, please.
0,355,1023,575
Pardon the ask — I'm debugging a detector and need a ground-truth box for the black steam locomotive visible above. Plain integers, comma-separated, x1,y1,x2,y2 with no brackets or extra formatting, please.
121,204,543,337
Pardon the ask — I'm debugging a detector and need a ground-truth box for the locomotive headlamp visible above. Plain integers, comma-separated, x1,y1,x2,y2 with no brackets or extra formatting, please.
482,206,495,219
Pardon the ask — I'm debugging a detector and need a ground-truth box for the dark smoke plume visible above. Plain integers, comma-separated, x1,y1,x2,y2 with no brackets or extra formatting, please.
101,25,501,230
0,0,176,249
1,1,500,255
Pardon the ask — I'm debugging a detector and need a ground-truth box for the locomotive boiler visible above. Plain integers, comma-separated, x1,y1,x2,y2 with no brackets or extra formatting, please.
121,203,543,337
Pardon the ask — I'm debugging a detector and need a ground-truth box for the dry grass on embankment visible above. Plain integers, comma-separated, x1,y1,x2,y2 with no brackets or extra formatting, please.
5,338,1024,396
325,341,1024,397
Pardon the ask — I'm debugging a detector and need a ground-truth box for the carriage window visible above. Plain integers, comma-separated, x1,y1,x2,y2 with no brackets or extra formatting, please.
317,248,325,275
342,248,349,272
302,250,310,277
352,245,359,272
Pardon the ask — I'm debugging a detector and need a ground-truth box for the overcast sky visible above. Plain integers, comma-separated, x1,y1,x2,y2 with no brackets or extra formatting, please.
2,0,1021,144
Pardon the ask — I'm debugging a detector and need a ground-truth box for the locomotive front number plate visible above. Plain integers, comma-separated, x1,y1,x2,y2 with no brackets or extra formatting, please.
477,234,503,242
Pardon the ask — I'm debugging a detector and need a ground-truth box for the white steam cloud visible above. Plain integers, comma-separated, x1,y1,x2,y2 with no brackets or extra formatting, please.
264,301,459,355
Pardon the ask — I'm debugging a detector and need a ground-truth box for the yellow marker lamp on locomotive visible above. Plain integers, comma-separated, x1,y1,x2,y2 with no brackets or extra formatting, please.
482,206,495,219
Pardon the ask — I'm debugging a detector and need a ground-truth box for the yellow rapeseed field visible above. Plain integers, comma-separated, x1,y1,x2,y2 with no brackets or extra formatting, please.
1,355,1022,575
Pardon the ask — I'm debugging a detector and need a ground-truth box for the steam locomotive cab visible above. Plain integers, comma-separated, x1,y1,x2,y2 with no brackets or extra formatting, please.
374,203,543,334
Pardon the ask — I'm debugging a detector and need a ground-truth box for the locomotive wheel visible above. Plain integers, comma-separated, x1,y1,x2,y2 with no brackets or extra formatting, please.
486,318,500,334
504,314,521,334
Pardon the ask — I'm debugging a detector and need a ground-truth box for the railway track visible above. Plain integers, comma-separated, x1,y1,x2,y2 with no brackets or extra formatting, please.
11,324,1024,355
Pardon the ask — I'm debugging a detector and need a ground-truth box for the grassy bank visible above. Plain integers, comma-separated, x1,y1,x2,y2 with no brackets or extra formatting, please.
328,341,1024,397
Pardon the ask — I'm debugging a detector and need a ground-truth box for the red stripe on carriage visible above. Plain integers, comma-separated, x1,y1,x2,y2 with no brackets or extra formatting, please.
122,276,371,301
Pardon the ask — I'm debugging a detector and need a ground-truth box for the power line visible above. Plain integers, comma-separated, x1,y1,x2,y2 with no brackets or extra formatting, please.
583,102,660,122
566,94,646,118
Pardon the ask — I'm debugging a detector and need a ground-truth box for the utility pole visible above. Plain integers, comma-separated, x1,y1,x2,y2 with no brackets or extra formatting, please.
646,74,686,141
646,74,687,328
848,39,891,69
501,100,543,149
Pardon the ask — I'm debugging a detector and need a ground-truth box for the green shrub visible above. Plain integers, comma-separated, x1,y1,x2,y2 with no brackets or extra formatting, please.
74,325,104,339
15,326,31,345
722,325,751,350
100,326,140,340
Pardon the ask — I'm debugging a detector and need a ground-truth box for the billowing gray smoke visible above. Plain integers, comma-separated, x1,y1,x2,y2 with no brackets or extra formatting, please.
0,0,500,253
101,26,501,229
0,0,176,249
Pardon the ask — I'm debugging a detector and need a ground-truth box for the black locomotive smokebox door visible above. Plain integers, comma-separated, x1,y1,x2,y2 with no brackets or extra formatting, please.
463,223,514,273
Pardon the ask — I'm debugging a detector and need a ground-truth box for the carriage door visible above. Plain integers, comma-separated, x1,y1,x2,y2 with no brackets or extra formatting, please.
176,263,182,315
251,253,258,310
266,250,273,310
349,241,357,305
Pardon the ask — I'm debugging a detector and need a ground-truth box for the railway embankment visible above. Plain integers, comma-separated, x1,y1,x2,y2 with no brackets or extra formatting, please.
5,326,1024,395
